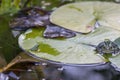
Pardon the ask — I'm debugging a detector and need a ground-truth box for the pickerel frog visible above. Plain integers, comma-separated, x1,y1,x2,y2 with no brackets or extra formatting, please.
96,39,120,56
83,39,120,56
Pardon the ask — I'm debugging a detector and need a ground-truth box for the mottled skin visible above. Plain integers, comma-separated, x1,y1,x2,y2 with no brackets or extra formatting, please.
82,39,120,56
96,39,120,55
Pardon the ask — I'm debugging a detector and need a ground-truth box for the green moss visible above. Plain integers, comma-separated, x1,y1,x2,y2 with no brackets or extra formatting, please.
37,42,60,56
25,27,45,39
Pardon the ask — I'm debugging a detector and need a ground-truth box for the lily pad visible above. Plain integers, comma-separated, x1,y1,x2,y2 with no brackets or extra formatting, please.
50,1,120,33
50,2,95,33
19,25,120,64
109,55,120,69
19,35,105,64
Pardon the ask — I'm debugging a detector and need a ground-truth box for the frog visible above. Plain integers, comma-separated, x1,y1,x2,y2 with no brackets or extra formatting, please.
82,39,120,56
96,39,120,56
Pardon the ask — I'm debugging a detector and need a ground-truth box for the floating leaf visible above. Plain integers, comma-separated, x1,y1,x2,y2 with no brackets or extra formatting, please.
18,26,120,64
50,2,95,33
50,1,120,33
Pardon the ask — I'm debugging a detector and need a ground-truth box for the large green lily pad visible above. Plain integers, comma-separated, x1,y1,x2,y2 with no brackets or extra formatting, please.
19,26,120,64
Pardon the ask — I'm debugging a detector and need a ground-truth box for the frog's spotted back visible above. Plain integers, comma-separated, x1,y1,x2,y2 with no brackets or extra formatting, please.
96,39,120,56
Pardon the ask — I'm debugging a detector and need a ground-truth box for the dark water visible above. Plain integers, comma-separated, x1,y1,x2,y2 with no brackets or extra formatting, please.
33,62,120,80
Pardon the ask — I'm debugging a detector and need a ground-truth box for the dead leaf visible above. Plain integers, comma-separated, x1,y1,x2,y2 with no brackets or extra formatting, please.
0,52,39,72
0,53,7,68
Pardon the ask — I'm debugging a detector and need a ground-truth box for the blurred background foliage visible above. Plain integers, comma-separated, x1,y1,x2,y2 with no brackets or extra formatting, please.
0,0,115,15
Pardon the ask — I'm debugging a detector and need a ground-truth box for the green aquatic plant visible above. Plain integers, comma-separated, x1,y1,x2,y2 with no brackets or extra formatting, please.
0,0,115,15
0,0,20,14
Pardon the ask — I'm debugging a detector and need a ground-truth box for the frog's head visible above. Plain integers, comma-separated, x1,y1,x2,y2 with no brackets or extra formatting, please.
103,39,112,50
96,39,120,56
